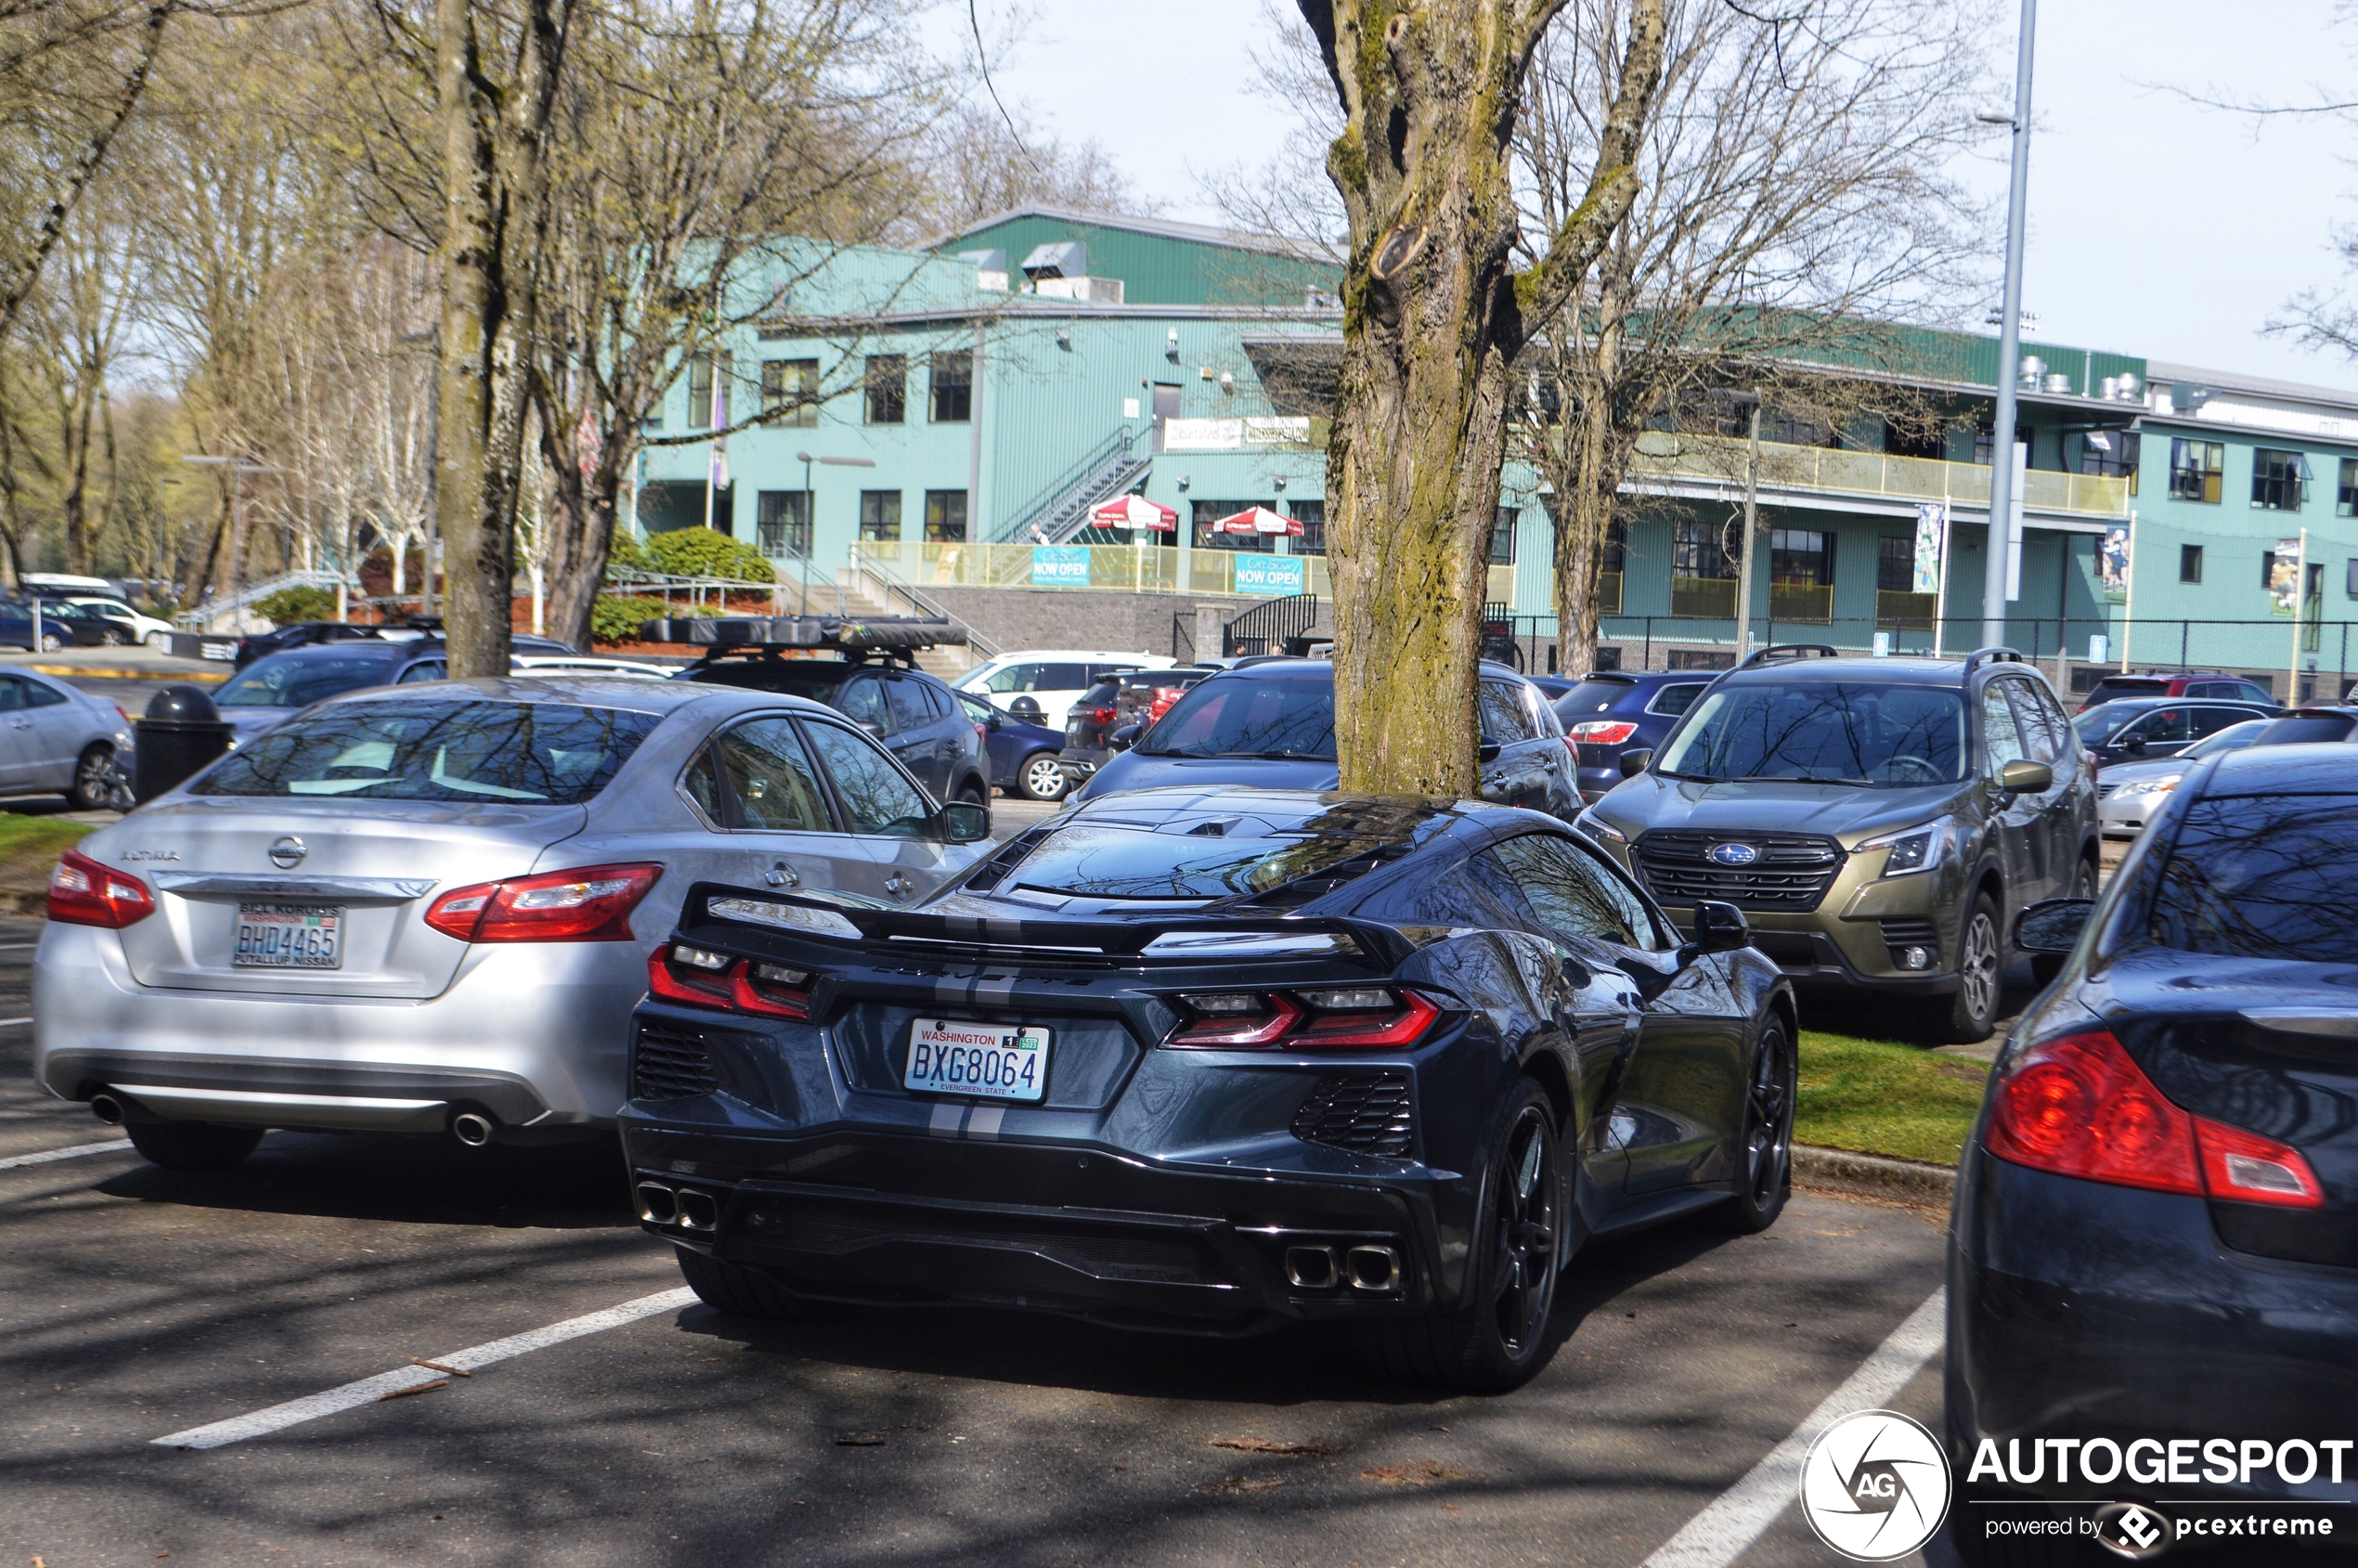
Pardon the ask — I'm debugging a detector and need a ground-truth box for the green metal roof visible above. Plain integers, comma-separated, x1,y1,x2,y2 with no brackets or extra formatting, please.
934,207,1343,308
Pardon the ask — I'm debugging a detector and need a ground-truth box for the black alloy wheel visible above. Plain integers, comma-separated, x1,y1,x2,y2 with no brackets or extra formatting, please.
1927,891,2003,1044
1363,1080,1562,1393
1717,1018,1794,1234
125,1121,265,1171
69,745,116,810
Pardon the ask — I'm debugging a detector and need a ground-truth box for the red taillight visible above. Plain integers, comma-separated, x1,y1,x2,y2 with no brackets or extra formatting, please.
1166,988,1441,1050
1987,1030,2325,1208
424,862,661,943
47,849,154,927
1566,720,1639,745
645,943,810,1020
1091,706,1116,724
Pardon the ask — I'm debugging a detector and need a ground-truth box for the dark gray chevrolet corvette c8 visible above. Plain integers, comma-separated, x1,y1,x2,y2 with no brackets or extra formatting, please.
618,784,1797,1391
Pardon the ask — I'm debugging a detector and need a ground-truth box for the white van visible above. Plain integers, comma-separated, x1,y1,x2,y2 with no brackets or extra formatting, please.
953,650,1178,723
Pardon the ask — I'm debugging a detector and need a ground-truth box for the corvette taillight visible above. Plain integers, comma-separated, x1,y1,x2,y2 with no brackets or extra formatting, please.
1566,720,1639,745
1166,987,1440,1050
47,849,154,927
1987,1029,2324,1209
425,862,661,942
647,944,811,1020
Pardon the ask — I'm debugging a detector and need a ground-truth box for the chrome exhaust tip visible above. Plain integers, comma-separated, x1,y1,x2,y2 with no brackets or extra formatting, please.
89,1092,125,1127
674,1188,719,1232
1346,1244,1403,1293
1283,1244,1339,1289
450,1111,496,1147
636,1182,678,1225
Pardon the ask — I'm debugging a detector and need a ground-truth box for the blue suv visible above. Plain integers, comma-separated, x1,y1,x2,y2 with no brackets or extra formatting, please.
1551,669,1717,802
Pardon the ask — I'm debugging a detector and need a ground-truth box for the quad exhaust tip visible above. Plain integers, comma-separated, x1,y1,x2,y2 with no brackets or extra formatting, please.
1283,1245,1338,1289
634,1180,718,1231
1283,1241,1403,1294
1345,1244,1403,1293
450,1111,496,1147
89,1092,125,1127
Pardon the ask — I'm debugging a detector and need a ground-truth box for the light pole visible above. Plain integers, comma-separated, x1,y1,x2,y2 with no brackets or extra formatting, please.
1726,391,1764,663
794,451,875,614
1979,0,2037,652
179,455,285,630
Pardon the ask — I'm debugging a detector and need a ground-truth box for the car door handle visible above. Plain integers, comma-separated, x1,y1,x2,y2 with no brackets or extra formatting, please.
7,719,28,730
764,862,800,888
883,873,913,898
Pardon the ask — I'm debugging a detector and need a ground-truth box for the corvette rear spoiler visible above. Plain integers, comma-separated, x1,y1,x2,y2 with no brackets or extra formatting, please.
676,883,1411,966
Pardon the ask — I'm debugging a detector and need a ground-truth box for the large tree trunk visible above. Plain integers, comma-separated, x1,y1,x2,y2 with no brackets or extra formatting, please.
1303,0,1665,796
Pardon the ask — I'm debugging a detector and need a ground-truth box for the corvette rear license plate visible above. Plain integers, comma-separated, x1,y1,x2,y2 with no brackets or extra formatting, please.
904,1018,1050,1103
232,902,344,969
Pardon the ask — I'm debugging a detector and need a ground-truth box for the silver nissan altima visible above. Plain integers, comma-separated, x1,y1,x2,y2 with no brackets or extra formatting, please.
32,676,994,1169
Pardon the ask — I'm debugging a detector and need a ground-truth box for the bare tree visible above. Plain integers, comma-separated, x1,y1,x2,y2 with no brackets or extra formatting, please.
1518,0,1991,674
1299,0,1667,797
903,101,1146,237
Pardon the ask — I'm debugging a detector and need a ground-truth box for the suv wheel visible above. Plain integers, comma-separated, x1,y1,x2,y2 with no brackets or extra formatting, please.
1017,751,1067,802
1928,893,2003,1044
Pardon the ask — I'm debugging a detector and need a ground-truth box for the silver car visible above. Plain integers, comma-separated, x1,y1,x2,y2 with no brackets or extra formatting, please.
2095,717,2274,836
32,677,993,1169
0,666,135,808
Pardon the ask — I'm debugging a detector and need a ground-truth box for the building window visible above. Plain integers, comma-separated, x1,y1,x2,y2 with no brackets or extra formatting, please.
688,356,716,430
2181,544,2203,584
923,489,966,542
929,351,972,422
1884,419,1945,460
1768,526,1834,622
1876,535,1936,629
1974,426,2029,467
2340,458,2358,517
757,490,810,559
2078,430,2139,486
2170,438,2224,503
1290,499,1326,555
1191,499,1276,551
1490,507,1518,564
864,355,907,424
1671,517,1736,618
859,490,902,542
1772,411,1834,447
2251,447,2310,511
761,358,818,428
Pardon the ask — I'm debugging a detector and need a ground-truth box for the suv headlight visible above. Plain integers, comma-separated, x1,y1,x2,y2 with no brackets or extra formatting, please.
2110,774,2180,799
1857,820,1956,876
1574,810,1626,848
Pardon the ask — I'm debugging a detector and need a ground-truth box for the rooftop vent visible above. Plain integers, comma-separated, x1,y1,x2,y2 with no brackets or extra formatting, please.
956,248,1008,292
1021,240,1086,279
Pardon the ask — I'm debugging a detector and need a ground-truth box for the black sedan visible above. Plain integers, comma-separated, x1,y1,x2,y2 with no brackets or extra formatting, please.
619,784,1796,1391
1950,744,2358,1559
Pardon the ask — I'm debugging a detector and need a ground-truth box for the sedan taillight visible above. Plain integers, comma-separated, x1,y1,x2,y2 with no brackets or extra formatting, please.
47,849,154,927
1566,720,1639,745
1987,1029,2324,1208
424,862,661,942
1167,987,1440,1050
646,943,811,1019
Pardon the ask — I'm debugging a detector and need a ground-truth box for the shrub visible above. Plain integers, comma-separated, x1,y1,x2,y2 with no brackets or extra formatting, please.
590,593,671,645
643,526,772,584
602,528,651,578
254,586,339,627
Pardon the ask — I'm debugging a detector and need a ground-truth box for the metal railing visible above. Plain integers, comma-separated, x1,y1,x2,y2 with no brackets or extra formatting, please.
1626,431,2132,518
845,545,998,660
847,538,1517,603
991,423,1149,543
1224,592,1321,656
175,569,349,630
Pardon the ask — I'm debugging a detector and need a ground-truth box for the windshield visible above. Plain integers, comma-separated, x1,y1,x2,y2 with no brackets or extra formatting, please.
1552,678,1638,719
2182,719,2271,759
1137,676,1336,760
997,798,1427,901
189,700,658,803
2072,705,2145,743
216,650,404,708
2149,794,2358,963
1655,681,1966,785
678,661,849,700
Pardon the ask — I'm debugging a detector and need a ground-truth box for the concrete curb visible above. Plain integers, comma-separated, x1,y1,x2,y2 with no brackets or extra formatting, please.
1794,1144,1957,1208
21,664,227,682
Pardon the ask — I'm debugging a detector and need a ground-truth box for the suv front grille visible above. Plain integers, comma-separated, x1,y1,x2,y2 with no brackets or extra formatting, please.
632,1023,719,1100
1292,1072,1414,1157
1633,831,1846,912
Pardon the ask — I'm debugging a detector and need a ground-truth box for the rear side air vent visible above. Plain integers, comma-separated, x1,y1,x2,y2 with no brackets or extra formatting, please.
1293,1072,1414,1158
633,1023,719,1100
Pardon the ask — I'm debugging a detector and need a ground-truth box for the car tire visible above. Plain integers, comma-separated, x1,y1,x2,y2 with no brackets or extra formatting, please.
2030,859,2096,987
1715,1017,1794,1235
68,745,116,810
125,1121,265,1171
956,779,987,809
143,630,168,650
1928,892,2004,1044
671,1245,844,1321
1016,751,1067,802
1360,1079,1563,1393
100,627,126,646
39,632,62,653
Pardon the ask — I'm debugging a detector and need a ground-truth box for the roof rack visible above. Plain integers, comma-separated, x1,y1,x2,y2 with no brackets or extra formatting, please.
1963,647,2025,674
643,615,966,663
1733,642,1840,670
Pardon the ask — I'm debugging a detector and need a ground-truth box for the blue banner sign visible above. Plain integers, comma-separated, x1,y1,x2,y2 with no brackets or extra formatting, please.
1233,553,1306,596
1030,546,1092,588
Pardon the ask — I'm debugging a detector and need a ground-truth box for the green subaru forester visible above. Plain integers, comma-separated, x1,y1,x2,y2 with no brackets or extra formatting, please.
1572,646,2097,1043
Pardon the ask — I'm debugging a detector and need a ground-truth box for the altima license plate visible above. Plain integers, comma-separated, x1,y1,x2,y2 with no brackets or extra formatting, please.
904,1018,1050,1103
232,902,344,969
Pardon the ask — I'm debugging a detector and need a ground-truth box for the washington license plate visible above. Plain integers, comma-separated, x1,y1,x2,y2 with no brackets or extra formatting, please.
903,1018,1050,1103
232,902,344,969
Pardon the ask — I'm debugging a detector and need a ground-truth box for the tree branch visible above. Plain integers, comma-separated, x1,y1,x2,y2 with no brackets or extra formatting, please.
1514,0,1665,330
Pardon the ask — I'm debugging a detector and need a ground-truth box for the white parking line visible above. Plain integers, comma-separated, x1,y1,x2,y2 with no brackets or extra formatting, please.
151,1287,699,1450
0,1016,33,1027
1641,1288,1947,1568
0,1136,130,1171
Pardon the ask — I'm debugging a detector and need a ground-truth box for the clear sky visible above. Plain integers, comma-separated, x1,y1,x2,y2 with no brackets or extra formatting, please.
951,0,2358,391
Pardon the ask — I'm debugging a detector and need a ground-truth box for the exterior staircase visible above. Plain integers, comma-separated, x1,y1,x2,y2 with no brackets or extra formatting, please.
837,551,993,678
992,425,1153,545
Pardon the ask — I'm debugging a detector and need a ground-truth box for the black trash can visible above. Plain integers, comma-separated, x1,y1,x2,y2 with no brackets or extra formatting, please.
134,685,233,804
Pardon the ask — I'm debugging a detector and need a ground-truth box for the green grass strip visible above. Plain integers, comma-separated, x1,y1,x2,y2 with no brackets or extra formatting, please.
1795,1028,1993,1166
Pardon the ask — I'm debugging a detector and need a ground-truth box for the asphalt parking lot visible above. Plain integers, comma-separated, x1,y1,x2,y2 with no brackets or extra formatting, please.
0,907,1964,1568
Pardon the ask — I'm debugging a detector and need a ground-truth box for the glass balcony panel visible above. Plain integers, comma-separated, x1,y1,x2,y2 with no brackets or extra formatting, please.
1671,577,1738,619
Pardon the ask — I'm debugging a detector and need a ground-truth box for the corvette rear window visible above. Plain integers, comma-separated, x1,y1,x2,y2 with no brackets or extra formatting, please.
189,701,658,804
2148,794,2358,963
1002,799,1432,901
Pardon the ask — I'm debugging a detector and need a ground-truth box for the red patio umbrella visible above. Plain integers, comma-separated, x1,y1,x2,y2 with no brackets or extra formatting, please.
1210,506,1302,538
1089,493,1177,531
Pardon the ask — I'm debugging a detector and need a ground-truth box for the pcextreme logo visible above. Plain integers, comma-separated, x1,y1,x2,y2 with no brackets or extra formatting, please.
1798,1409,1952,1562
